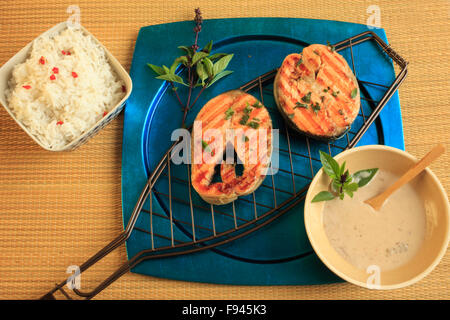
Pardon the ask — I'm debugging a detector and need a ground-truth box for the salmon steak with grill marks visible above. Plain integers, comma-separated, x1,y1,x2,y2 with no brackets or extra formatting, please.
273,44,360,140
191,90,272,205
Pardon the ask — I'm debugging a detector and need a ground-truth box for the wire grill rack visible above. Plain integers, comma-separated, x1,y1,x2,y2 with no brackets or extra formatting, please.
42,31,408,300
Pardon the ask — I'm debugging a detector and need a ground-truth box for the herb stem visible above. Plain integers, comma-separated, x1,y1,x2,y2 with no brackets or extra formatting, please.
189,85,206,110
169,82,184,107
149,8,232,129
181,8,203,127
193,32,200,51
182,69,194,128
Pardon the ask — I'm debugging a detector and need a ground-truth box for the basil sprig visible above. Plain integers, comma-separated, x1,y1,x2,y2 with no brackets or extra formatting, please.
311,150,378,202
148,40,233,89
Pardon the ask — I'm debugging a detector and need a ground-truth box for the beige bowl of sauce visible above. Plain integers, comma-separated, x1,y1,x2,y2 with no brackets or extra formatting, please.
304,145,449,289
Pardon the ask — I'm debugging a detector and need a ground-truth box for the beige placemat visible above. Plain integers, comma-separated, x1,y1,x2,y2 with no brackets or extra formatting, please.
0,0,449,300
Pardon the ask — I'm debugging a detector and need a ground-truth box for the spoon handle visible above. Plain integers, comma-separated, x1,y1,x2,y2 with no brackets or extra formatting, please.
378,144,445,200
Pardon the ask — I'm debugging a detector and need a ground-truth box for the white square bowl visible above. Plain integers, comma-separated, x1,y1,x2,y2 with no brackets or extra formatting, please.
0,21,132,151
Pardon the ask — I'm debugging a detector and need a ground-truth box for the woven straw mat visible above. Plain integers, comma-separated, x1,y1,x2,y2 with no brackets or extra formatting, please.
0,0,449,299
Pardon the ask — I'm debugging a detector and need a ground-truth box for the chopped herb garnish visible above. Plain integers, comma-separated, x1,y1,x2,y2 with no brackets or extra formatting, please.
202,140,211,153
247,121,260,129
295,102,308,109
252,118,260,122
239,114,250,125
288,113,295,119
301,92,312,103
338,109,344,115
313,50,320,56
351,88,358,99
252,101,263,108
225,107,234,120
321,96,325,102
326,40,336,52
323,88,328,93
296,57,303,67
312,102,321,114
244,102,253,114
332,91,338,97
244,136,249,142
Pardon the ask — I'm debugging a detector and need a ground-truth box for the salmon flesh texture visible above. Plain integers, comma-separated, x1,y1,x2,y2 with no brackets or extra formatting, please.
273,44,360,139
191,90,272,205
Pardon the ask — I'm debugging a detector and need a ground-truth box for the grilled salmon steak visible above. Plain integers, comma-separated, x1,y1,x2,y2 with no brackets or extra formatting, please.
273,44,360,140
191,90,272,205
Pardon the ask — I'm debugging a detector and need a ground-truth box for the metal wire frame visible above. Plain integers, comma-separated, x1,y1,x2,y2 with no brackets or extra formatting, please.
41,31,408,300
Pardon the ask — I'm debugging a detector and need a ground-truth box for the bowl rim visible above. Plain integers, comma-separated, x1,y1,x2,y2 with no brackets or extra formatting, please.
0,21,132,151
304,144,450,290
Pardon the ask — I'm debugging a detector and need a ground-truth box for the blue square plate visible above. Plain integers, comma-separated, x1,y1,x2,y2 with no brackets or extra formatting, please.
121,18,404,285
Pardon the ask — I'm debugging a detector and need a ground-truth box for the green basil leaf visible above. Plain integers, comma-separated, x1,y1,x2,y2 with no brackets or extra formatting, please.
311,191,336,203
207,70,233,88
343,182,358,198
344,189,354,198
147,64,166,76
352,168,378,187
213,54,234,75
156,73,188,86
344,182,359,192
178,45,194,57
162,65,170,74
339,161,346,176
331,180,341,194
203,57,214,77
345,170,352,183
202,40,213,53
170,56,188,74
209,53,228,61
351,88,358,99
196,62,207,86
319,150,340,179
192,52,209,66
169,62,178,75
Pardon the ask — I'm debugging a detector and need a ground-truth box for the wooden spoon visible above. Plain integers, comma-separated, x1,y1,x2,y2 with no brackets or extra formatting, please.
364,144,445,211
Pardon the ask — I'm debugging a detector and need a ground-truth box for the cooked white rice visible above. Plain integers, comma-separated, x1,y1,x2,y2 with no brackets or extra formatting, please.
5,26,125,150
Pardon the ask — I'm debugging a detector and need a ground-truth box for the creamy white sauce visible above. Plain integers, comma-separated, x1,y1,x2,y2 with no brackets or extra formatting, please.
322,170,426,271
